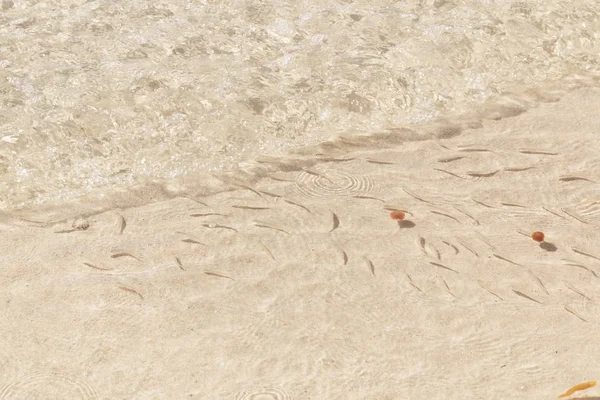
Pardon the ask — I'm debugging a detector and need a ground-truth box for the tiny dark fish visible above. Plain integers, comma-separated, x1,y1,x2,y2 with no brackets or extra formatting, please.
284,199,312,213
54,228,78,234
83,262,112,271
254,222,289,235
493,254,524,267
512,289,542,304
330,212,340,232
429,261,458,273
119,286,144,300
518,148,558,155
232,205,270,210
260,190,283,198
467,170,498,178
562,208,590,224
500,202,527,208
472,198,495,208
259,240,275,260
564,306,587,322
443,241,459,254
559,176,595,183
190,213,226,217
118,214,126,234
403,188,433,204
175,257,184,270
430,210,461,223
433,168,464,179
458,148,492,153
504,166,534,172
111,252,140,261
438,155,465,163
478,280,503,300
182,239,205,245
353,195,385,202
201,223,238,232
365,258,375,275
365,159,395,165
204,271,234,281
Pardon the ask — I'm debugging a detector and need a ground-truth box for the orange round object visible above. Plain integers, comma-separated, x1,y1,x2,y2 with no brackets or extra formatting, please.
390,211,406,221
531,231,545,242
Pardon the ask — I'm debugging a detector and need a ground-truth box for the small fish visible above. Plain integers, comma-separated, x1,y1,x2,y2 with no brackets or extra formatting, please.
118,214,126,234
403,188,433,204
472,197,495,208
405,273,422,292
561,259,599,278
467,170,498,178
557,381,596,398
454,206,479,225
456,238,479,257
443,241,459,254
175,257,184,270
571,248,600,262
429,261,458,273
232,205,270,210
564,306,587,323
562,208,590,224
528,270,549,295
478,280,503,300
543,207,565,219
430,210,461,223
111,252,140,261
119,286,143,300
260,190,282,198
512,289,542,304
518,148,558,155
83,262,112,271
433,168,464,179
190,213,226,217
501,202,527,208
204,271,234,281
182,239,205,245
253,222,289,235
284,199,312,213
365,159,395,165
259,240,275,260
494,254,524,268
365,258,375,275
201,223,238,232
440,277,456,298
565,283,592,301
352,195,385,202
330,212,340,232
437,155,465,163
504,166,534,172
559,175,595,183
457,147,492,153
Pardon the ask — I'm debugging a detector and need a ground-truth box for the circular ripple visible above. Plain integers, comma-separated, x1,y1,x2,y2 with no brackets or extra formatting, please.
0,373,99,399
294,169,377,199
236,388,291,400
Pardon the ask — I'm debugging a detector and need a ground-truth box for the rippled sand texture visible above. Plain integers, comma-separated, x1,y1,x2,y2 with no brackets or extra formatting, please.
1,0,600,208
1,88,599,399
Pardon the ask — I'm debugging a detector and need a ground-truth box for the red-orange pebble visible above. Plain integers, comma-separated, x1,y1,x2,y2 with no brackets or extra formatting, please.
390,211,406,221
531,231,545,242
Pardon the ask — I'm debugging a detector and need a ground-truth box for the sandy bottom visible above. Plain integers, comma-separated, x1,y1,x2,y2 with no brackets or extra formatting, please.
1,88,600,399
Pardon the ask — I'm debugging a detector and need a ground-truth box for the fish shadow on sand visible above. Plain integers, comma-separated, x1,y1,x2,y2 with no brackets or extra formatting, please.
398,220,416,229
540,241,558,252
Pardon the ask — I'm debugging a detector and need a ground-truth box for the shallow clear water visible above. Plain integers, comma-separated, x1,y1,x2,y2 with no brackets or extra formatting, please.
1,0,599,209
